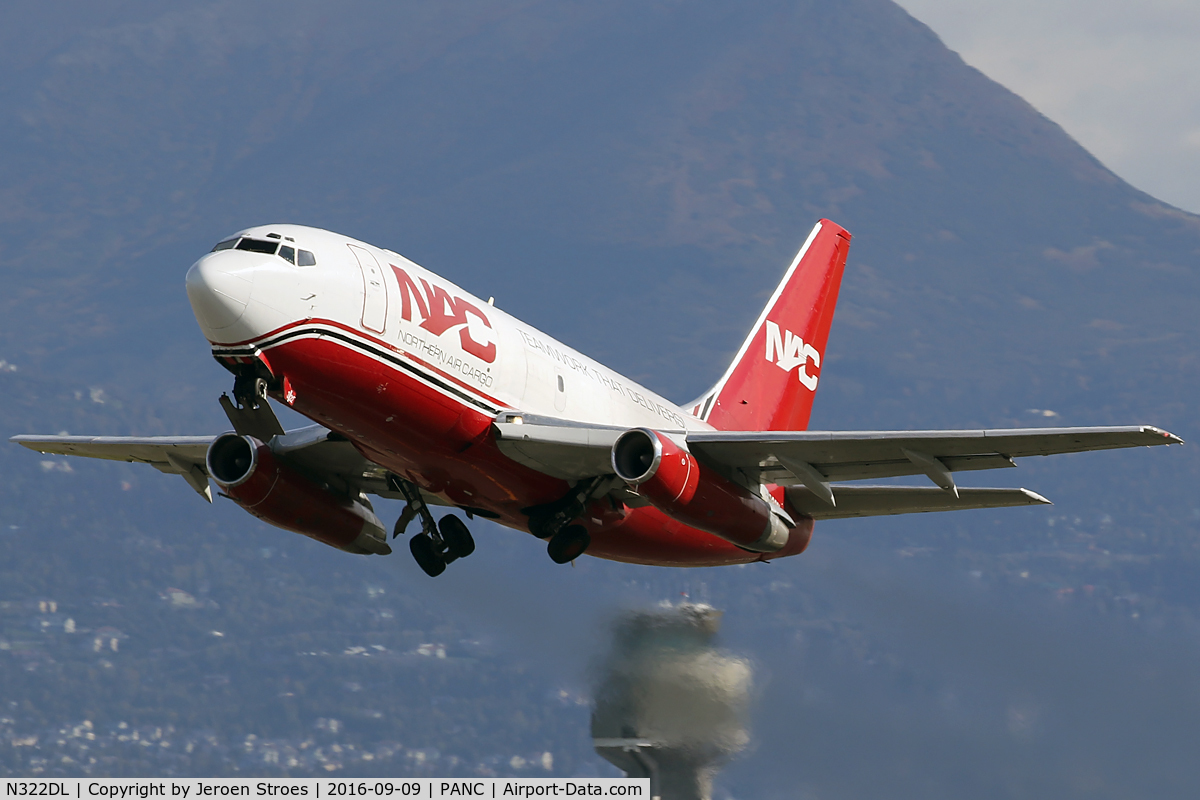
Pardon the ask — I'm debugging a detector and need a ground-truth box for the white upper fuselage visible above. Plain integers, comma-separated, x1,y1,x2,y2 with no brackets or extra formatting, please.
185,224,709,433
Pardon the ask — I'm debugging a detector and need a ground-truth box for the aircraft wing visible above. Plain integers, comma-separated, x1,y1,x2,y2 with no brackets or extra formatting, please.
688,425,1181,488
11,425,438,506
492,418,1181,513
12,434,216,500
10,434,212,464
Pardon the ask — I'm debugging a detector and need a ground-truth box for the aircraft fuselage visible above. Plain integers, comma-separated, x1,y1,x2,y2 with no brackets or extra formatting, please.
186,224,812,566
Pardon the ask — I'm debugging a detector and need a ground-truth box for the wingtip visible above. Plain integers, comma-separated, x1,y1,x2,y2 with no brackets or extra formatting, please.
1145,426,1184,445
1022,488,1053,506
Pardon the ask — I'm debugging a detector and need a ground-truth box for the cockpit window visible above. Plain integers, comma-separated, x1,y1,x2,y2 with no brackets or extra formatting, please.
210,235,315,266
236,238,280,255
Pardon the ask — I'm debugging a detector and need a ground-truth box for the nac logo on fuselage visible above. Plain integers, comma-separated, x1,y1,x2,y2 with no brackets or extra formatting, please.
390,265,496,364
764,320,820,390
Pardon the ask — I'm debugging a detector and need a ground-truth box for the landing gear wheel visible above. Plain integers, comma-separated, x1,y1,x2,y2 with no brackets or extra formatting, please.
233,374,269,410
409,535,446,577
547,525,590,564
439,514,476,559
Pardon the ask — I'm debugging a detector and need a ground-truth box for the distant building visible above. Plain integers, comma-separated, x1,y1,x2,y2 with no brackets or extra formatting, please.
92,626,127,653
415,643,446,659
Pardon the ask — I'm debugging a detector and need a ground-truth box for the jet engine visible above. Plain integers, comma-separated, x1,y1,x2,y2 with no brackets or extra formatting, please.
205,433,390,555
611,428,790,553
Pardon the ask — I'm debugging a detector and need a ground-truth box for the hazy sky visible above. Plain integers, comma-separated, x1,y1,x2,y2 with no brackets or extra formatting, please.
895,0,1200,214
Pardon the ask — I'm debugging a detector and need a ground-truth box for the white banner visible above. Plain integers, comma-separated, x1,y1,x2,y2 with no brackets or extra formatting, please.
1,780,649,800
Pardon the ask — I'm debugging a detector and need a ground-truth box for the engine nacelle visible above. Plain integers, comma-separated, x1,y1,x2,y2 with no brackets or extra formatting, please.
611,428,791,553
206,433,390,555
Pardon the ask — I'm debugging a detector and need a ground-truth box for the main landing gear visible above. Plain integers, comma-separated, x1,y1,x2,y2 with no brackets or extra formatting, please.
388,475,476,578
525,477,610,564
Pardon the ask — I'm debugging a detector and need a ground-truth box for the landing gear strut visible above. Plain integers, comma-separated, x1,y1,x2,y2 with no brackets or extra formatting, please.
219,373,285,441
388,474,476,577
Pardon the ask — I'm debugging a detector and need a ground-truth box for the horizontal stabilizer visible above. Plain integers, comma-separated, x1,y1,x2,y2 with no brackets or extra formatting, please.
785,485,1051,520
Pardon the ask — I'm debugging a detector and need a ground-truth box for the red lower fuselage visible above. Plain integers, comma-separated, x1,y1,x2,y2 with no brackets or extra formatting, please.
230,321,812,567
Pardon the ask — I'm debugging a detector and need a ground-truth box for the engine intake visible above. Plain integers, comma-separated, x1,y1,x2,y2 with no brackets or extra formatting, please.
612,428,790,553
206,433,390,555
207,433,257,487
611,428,663,486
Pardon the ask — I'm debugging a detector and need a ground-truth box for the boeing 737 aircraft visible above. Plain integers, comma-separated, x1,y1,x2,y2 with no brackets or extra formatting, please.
12,220,1181,576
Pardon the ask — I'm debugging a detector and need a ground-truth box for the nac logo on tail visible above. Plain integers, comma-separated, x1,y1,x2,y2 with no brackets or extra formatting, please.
765,320,820,390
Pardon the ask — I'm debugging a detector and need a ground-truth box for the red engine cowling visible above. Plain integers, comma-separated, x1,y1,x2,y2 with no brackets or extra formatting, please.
611,428,791,553
205,433,390,555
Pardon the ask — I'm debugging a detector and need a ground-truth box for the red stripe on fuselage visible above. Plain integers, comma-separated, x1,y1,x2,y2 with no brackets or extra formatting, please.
216,324,810,567
212,318,508,412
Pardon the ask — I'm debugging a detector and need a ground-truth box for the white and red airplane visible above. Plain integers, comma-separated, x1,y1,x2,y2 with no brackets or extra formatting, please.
12,220,1182,575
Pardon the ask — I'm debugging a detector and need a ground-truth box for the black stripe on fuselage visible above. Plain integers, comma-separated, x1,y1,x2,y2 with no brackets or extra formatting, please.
214,325,500,416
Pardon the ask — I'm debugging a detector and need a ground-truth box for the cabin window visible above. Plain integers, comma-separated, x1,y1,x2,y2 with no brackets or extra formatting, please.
557,375,565,392
297,249,317,266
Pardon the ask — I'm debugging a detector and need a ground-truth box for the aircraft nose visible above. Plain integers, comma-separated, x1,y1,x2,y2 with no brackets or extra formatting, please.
186,253,254,331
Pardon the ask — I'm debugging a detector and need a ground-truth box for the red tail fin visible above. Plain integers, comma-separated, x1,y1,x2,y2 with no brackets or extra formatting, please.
689,219,850,431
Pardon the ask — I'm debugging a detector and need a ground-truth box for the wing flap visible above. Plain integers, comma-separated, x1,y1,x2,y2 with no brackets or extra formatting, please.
785,485,1051,520
757,452,1017,483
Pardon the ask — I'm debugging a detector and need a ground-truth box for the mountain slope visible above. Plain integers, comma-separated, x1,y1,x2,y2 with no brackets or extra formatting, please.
1,0,1195,429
